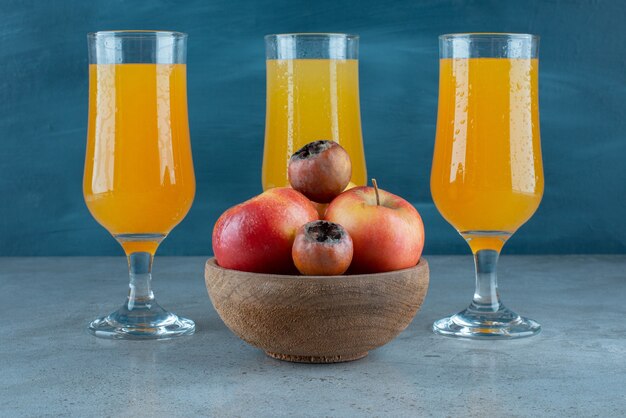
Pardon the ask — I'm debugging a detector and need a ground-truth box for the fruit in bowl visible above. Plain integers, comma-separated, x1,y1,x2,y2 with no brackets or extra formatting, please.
207,140,429,363
212,187,318,274
325,180,425,274
310,181,358,218
288,140,352,203
213,140,425,276
292,220,353,276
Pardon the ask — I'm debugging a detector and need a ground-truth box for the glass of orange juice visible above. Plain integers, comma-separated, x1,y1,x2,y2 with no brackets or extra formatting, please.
84,31,195,339
431,33,543,339
263,33,367,191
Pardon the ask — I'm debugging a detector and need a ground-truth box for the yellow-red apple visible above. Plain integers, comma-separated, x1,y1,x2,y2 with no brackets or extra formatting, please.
325,182,424,273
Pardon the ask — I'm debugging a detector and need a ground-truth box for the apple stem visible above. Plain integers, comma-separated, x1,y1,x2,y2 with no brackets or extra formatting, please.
372,178,380,206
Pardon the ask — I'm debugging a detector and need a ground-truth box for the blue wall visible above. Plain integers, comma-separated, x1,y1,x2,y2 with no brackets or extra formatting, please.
1,0,625,256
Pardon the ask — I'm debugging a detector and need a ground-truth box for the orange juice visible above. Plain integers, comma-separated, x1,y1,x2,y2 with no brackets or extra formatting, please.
431,58,543,252
83,64,195,254
263,59,366,190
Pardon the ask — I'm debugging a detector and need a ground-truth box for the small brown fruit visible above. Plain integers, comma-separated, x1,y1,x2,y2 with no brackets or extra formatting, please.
292,220,353,276
288,140,352,203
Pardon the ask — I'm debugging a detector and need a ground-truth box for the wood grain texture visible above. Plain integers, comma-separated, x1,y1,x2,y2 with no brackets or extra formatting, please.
205,257,429,363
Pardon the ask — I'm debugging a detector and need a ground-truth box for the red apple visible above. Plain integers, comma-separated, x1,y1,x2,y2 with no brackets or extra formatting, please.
325,181,424,274
213,187,318,274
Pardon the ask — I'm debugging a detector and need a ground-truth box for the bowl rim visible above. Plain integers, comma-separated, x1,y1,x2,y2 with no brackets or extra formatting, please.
205,257,428,280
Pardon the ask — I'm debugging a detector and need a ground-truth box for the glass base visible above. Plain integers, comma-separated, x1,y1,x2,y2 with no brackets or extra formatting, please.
89,301,195,340
433,304,541,339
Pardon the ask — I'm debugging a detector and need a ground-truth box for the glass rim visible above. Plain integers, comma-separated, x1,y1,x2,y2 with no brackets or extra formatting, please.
88,30,187,39
264,33,359,41
439,32,539,41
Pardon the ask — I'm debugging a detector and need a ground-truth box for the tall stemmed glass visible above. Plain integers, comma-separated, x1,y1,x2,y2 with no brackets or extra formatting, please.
431,33,544,338
84,31,195,339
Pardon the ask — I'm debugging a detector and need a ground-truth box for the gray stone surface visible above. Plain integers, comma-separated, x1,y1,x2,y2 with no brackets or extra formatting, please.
1,256,625,417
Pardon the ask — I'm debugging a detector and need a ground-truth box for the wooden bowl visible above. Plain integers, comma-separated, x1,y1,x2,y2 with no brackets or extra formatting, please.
204,257,429,363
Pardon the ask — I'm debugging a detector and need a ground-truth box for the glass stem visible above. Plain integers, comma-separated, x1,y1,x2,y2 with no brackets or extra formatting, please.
127,252,155,311
471,249,502,312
